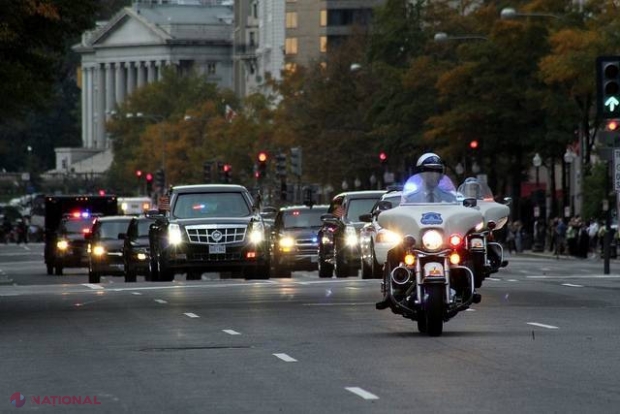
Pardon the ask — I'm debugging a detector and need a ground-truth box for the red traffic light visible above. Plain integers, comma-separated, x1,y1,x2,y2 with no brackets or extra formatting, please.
258,152,268,162
608,120,619,131
379,152,387,162
145,173,153,182
98,190,106,196
136,170,143,177
469,140,479,149
223,164,231,172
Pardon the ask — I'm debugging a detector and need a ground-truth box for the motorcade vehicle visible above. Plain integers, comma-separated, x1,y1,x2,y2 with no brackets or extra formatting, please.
148,184,270,281
118,196,153,215
375,172,485,336
88,215,134,283
359,190,402,279
123,214,158,281
270,204,329,277
456,177,510,287
44,195,118,275
317,190,385,278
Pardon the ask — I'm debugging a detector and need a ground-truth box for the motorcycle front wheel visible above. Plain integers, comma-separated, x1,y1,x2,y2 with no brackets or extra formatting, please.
421,285,444,337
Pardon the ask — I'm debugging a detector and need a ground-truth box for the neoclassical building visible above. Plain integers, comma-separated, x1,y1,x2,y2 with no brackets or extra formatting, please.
66,1,233,174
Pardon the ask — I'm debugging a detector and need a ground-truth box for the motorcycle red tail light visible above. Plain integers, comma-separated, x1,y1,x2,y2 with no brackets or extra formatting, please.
449,234,462,247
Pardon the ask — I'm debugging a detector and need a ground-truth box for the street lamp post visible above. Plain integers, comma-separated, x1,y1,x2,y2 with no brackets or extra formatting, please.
532,153,544,252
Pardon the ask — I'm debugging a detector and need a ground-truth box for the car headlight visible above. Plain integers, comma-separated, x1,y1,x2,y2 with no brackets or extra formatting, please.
422,230,443,251
279,236,295,251
137,253,147,261
376,229,402,245
168,223,183,245
345,225,358,246
56,240,69,250
249,222,265,244
93,245,105,256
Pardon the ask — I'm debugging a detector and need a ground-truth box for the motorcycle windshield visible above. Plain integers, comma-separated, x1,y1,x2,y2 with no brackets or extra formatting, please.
401,173,458,205
456,178,494,201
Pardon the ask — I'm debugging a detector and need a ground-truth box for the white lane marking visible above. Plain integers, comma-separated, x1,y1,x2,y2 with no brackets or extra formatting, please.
519,270,529,274
345,387,379,400
21,245,31,251
507,279,518,282
487,277,501,281
346,287,361,290
273,353,297,362
541,267,551,271
131,292,142,295
465,308,476,312
184,313,200,318
223,329,241,335
562,283,584,288
527,322,559,330
82,284,104,290
154,299,167,304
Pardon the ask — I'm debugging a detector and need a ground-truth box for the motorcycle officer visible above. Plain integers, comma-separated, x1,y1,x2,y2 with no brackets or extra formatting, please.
377,152,455,309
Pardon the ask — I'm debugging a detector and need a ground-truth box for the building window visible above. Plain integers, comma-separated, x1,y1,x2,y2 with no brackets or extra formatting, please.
249,32,256,47
285,38,298,55
320,10,327,27
286,12,298,29
320,36,327,53
207,63,216,75
252,1,258,18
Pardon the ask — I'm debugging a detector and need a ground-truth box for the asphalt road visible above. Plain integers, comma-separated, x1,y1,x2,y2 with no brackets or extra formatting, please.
1,244,619,413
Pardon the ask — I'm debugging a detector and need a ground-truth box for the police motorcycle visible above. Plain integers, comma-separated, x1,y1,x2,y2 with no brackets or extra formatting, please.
457,177,510,288
374,172,485,336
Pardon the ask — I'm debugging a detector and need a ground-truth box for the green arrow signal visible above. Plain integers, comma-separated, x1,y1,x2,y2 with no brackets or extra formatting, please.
605,96,620,112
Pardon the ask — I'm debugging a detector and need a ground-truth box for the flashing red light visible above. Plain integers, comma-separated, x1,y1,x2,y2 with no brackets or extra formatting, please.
379,152,387,162
469,140,479,149
146,173,153,182
449,234,462,247
608,120,619,131
136,170,142,177
258,152,268,162
98,190,106,196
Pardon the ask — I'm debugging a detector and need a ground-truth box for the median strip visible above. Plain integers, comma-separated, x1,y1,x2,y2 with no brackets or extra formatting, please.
345,387,379,400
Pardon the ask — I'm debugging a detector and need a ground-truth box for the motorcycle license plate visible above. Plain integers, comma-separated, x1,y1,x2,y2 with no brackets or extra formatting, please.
209,244,226,254
423,262,445,278
470,237,484,249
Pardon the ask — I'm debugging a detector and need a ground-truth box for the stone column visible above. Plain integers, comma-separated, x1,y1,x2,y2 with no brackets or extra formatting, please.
115,62,125,105
81,66,88,148
126,62,136,96
136,61,146,89
85,66,94,149
156,61,164,81
147,61,156,83
105,63,114,117
96,64,106,150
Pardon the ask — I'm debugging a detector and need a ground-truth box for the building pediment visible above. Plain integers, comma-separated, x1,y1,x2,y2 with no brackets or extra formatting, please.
90,8,171,48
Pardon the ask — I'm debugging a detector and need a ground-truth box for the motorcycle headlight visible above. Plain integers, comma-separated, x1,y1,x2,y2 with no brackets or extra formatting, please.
345,225,358,246
249,222,265,244
376,229,402,245
56,240,69,250
422,230,443,251
93,245,105,256
168,223,183,245
279,236,295,250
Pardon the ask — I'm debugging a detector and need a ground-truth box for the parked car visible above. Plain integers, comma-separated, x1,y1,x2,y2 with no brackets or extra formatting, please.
317,190,385,278
270,204,329,277
123,214,158,282
359,190,402,279
88,216,133,283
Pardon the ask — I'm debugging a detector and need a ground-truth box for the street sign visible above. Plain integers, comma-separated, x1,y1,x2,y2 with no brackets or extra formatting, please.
614,149,620,191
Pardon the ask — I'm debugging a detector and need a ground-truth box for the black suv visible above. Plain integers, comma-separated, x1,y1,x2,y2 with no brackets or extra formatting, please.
149,184,270,281
270,204,328,277
51,213,97,275
123,214,158,282
88,216,133,283
318,190,385,278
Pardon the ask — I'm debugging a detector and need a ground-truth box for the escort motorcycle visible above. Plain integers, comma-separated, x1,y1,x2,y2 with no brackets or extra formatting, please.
456,178,511,288
374,172,485,336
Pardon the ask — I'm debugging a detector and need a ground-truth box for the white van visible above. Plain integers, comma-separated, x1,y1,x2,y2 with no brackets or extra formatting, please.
118,197,153,215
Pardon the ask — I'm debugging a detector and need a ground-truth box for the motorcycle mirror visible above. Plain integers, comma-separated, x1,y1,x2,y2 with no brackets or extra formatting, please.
359,213,372,223
463,198,477,208
377,200,393,211
320,213,340,225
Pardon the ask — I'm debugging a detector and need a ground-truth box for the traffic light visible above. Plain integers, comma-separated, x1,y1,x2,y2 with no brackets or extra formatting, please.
145,173,153,196
607,119,619,131
469,140,479,150
155,169,165,189
223,164,232,183
257,152,268,180
135,170,143,178
275,153,287,177
290,147,302,176
203,161,213,183
597,56,620,119
379,152,388,166
217,161,225,183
